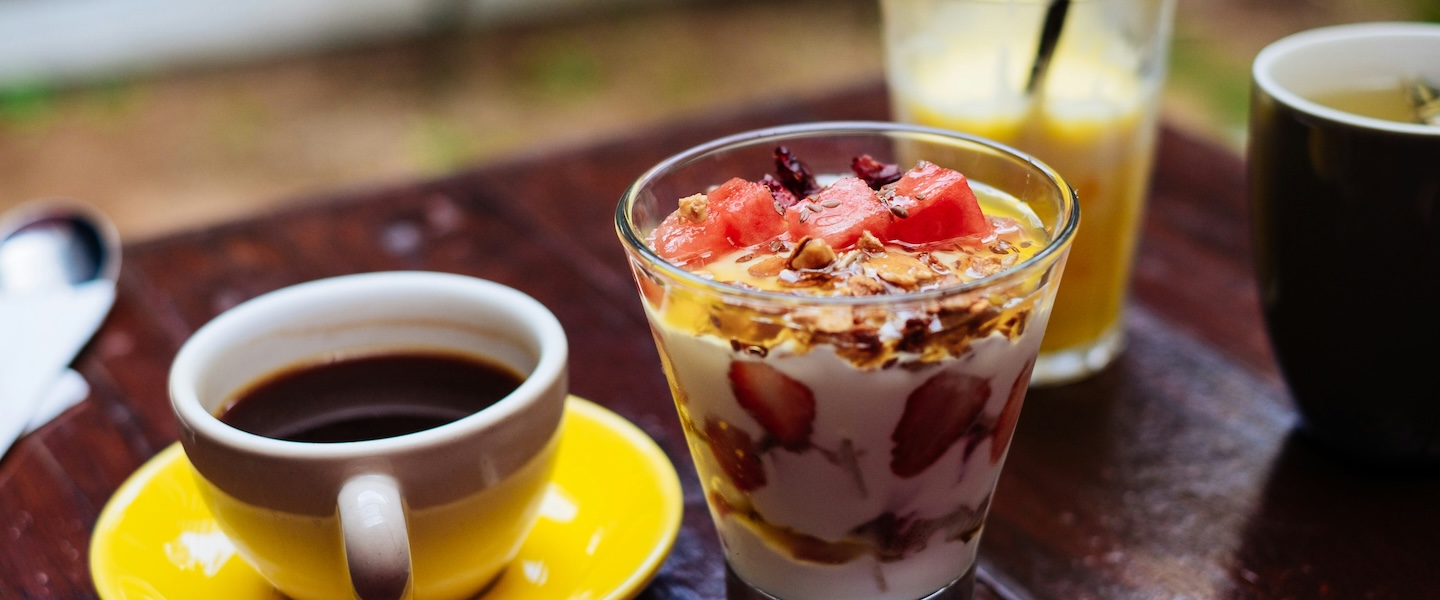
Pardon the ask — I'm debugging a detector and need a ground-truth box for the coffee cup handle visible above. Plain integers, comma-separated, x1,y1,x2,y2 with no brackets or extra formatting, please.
339,474,413,600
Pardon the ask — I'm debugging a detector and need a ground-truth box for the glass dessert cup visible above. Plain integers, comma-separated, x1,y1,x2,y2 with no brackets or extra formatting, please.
616,122,1078,600
881,0,1176,385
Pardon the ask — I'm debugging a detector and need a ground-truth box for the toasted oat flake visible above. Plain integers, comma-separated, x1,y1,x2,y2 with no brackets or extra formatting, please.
919,253,950,274
866,253,937,290
846,275,886,296
748,256,789,278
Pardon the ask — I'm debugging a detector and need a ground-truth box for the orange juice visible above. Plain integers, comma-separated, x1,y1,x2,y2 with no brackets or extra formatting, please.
882,0,1173,384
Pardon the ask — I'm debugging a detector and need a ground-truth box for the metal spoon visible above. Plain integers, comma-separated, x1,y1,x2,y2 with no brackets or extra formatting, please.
0,201,119,292
0,198,120,461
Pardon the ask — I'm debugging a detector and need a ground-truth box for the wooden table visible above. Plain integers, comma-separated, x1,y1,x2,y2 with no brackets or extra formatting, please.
3,82,1437,599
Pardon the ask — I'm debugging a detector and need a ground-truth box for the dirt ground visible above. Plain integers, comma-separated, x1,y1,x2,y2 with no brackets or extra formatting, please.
0,0,1431,241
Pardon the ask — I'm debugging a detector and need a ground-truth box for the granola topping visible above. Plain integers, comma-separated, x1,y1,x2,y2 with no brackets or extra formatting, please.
660,203,1047,368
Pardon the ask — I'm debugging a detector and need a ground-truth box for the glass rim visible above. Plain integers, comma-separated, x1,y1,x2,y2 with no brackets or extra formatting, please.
614,120,1080,307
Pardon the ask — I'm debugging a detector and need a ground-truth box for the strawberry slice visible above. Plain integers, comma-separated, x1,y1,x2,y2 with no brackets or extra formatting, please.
890,368,991,478
704,416,767,491
991,359,1034,463
728,360,816,451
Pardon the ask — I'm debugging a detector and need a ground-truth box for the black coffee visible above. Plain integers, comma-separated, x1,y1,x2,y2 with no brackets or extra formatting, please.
218,352,524,443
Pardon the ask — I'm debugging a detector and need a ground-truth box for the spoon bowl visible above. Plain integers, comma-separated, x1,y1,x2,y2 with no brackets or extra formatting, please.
0,198,121,460
0,198,120,294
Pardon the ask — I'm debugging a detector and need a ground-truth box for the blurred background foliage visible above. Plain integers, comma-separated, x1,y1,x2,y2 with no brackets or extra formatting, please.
0,0,1434,240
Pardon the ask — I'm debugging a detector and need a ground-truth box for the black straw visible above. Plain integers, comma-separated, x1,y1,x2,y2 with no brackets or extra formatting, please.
1025,0,1071,95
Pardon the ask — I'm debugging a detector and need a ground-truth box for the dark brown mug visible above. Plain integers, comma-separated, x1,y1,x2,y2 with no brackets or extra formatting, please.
1248,23,1440,469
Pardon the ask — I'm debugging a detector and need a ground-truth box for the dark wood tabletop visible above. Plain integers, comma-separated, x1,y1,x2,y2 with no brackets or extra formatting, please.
3,81,1437,600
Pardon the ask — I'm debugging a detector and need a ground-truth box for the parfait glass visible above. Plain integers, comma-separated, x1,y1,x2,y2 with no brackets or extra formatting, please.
616,122,1077,600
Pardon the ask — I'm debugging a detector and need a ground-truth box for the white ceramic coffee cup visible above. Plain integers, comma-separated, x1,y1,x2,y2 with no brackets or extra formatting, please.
169,271,568,600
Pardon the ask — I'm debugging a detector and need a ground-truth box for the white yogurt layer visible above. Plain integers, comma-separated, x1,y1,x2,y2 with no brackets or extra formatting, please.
652,301,1046,600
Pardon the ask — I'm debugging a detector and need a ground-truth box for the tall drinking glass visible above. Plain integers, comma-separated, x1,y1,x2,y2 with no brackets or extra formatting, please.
881,0,1176,385
616,122,1077,599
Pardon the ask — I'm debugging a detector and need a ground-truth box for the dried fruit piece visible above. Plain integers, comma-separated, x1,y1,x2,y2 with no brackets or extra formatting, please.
704,416,768,491
851,154,902,189
729,360,817,451
890,368,991,477
773,146,820,199
760,174,800,211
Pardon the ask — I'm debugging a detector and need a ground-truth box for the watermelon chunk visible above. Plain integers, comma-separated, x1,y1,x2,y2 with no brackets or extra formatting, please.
886,161,993,244
708,177,787,247
649,157,994,266
785,176,891,249
651,177,787,265
650,207,731,267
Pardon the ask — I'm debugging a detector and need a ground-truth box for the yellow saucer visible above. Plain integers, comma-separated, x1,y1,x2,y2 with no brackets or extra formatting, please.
90,396,683,600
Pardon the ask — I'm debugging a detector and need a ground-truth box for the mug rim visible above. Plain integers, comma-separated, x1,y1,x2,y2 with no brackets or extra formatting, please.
1252,21,1440,137
169,270,568,458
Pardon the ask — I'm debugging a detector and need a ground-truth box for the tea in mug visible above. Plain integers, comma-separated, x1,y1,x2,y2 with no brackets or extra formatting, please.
218,352,523,443
1307,85,1424,123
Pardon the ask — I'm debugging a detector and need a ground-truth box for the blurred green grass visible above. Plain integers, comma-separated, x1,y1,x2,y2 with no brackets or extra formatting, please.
1,0,1434,240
